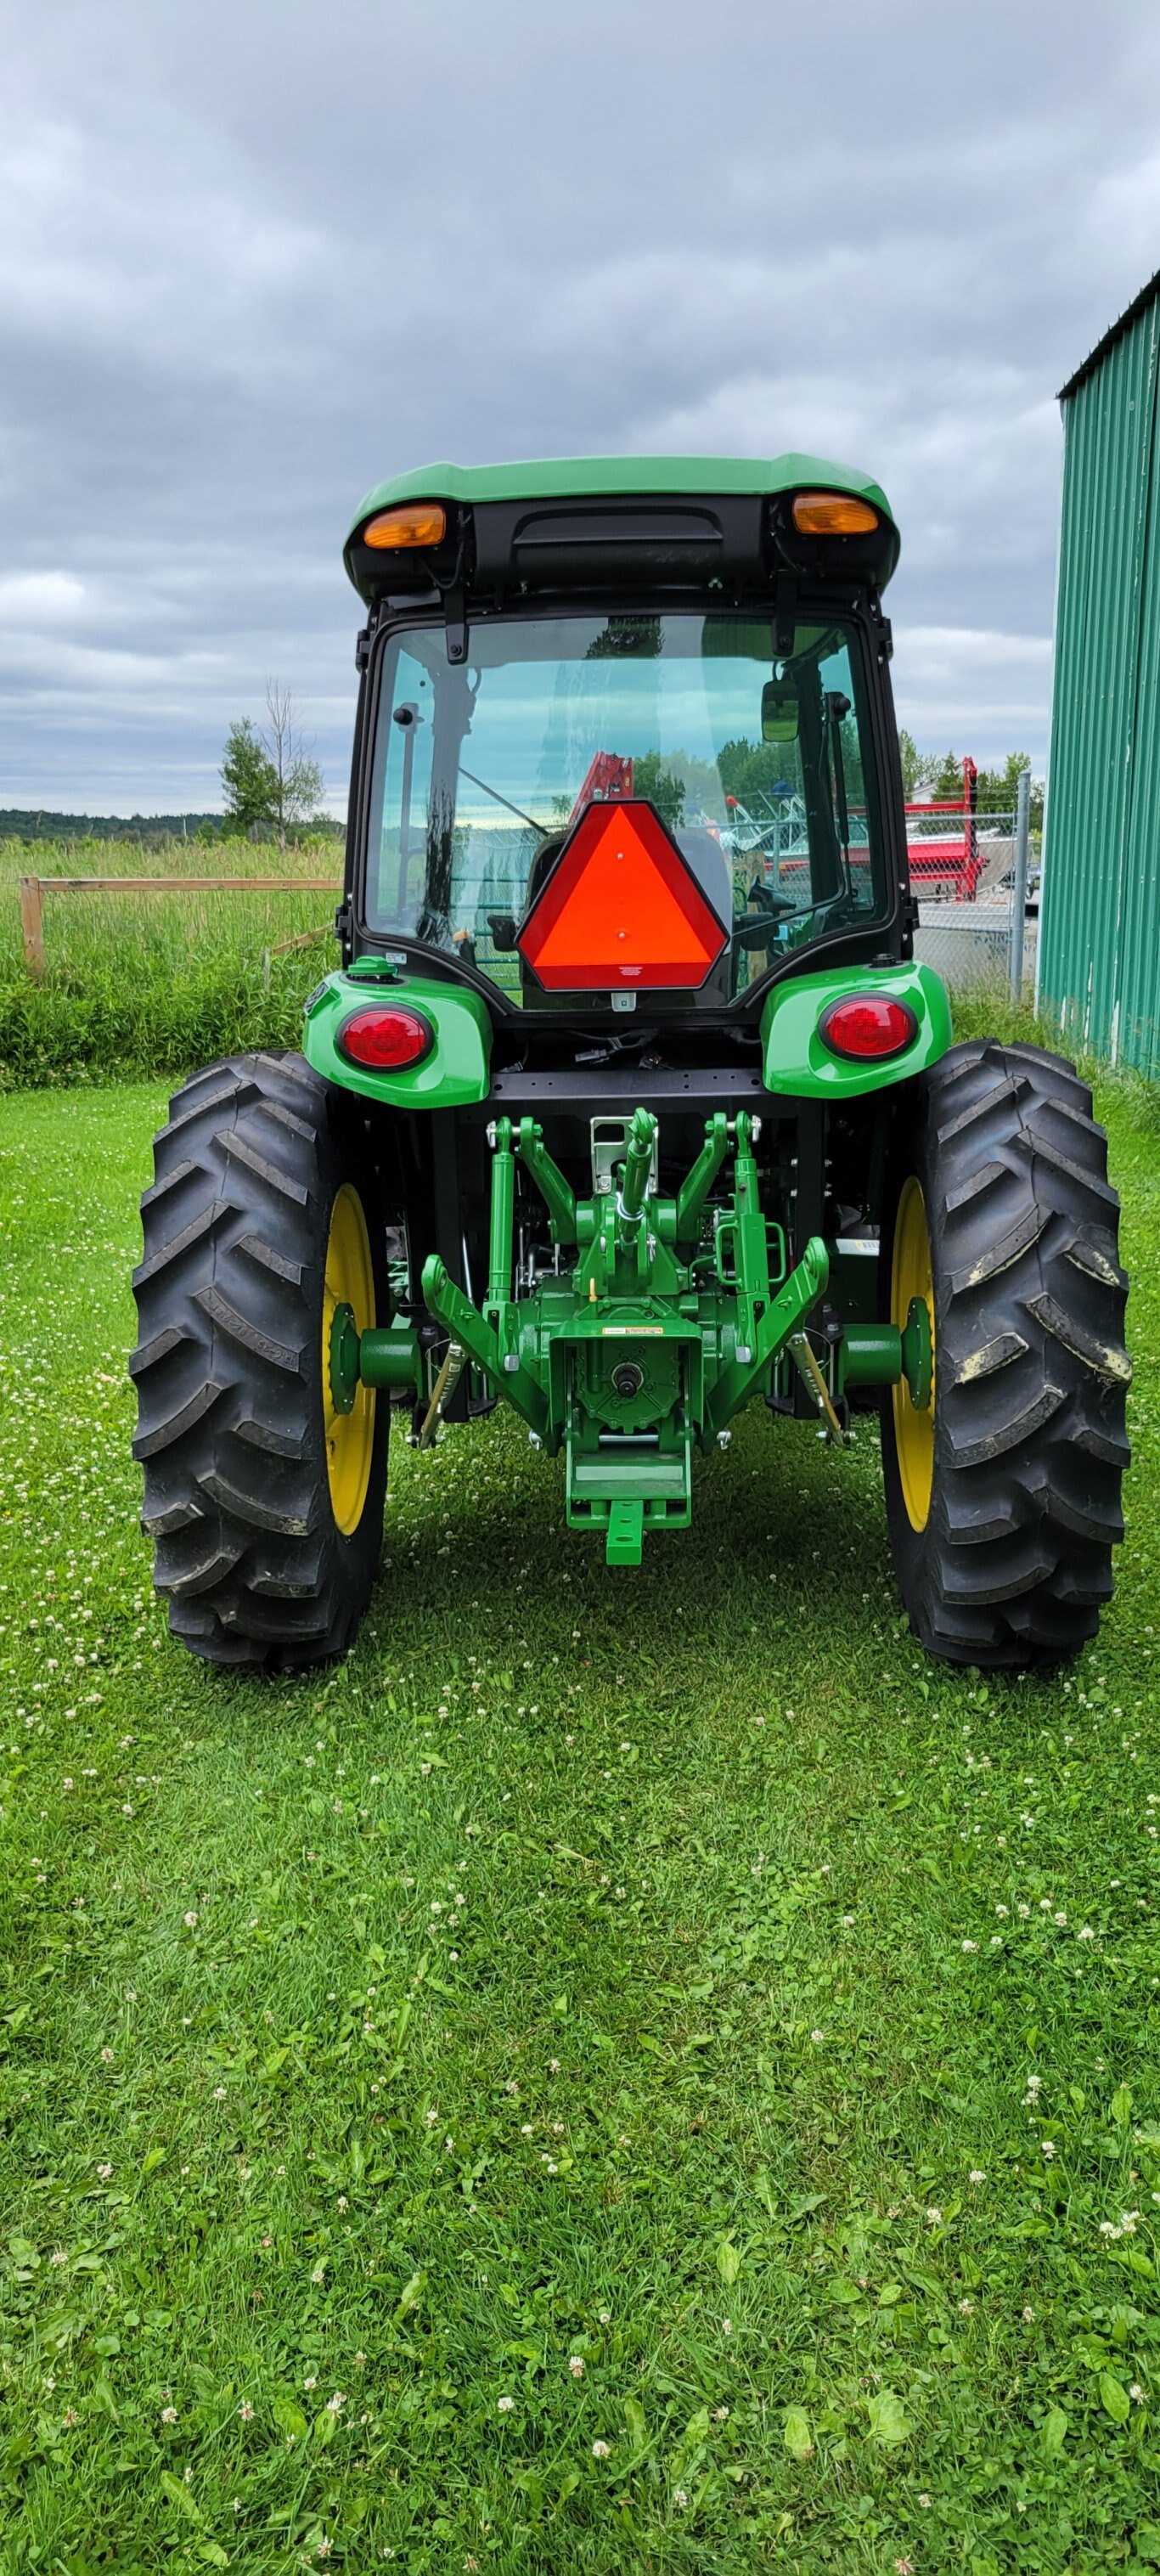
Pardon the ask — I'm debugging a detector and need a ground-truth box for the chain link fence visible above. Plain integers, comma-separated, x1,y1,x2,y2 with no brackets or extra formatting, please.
909,786,1038,996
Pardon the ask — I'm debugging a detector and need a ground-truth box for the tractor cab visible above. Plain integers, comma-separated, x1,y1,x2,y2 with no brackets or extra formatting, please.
340,462,904,1028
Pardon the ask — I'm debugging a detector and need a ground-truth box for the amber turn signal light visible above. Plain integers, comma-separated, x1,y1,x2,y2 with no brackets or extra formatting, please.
792,492,880,537
362,502,448,550
336,1004,434,1069
819,995,917,1061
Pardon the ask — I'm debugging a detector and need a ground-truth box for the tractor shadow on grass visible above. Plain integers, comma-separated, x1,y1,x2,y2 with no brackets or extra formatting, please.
363,1397,898,1678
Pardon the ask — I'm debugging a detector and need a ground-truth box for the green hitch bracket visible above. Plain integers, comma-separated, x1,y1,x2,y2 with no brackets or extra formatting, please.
617,1107,656,1239
420,1254,549,1440
675,1111,730,1247
605,1497,645,1568
707,1231,830,1434
516,1118,577,1248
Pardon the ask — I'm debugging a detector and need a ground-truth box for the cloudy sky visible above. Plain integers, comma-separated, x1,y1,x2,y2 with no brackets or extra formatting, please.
2,0,1158,815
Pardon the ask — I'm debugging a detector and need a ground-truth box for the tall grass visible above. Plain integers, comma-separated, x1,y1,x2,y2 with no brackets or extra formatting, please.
0,835,1102,1094
0,835,341,1088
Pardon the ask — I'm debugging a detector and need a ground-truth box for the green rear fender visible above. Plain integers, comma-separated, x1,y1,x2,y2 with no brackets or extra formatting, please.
303,958,949,1108
760,961,952,1098
303,967,492,1108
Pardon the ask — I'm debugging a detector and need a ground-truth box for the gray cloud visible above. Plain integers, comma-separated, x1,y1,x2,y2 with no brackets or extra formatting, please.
2,0,1159,808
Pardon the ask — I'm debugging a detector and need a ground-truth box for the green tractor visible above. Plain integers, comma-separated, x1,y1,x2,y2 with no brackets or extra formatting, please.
132,455,1129,1669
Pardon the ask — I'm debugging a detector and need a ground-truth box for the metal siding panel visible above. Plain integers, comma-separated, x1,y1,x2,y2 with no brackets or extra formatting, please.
1041,294,1160,1068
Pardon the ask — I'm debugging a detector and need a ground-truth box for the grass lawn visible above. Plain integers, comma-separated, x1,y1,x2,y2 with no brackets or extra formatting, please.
1,1073,1159,2575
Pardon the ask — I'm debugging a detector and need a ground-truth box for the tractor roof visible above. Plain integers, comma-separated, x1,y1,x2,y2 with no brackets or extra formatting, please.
349,454,893,531
345,455,898,604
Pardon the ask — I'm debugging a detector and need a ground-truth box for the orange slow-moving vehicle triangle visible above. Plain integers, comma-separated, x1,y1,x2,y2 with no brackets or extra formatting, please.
516,799,728,991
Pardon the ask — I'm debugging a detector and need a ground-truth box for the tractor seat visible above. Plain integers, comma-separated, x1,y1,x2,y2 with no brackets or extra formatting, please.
674,827,732,934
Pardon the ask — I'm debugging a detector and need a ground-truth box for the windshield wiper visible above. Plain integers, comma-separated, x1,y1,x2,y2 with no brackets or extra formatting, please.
458,764,553,837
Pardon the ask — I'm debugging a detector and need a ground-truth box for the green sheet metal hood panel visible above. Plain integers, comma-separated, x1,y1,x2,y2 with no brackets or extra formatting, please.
348,452,894,543
760,962,952,1098
303,967,492,1108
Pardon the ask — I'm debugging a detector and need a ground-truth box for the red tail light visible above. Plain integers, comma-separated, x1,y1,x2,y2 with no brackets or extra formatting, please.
337,1003,434,1069
819,994,917,1061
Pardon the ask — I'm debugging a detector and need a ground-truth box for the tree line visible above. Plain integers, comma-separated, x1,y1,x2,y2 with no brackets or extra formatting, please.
898,736,1044,831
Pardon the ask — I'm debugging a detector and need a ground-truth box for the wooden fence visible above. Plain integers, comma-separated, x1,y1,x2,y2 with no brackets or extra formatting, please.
16,874,340,978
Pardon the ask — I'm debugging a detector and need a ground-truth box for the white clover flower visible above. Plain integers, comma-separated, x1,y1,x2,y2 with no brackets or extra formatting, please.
592,2438,611,2457
497,2394,515,2413
569,2356,584,2378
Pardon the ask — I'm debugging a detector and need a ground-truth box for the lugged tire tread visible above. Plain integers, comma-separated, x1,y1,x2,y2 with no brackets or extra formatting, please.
194,1283,301,1373
140,1157,200,1212
132,1377,223,1460
881,1038,1129,1668
1021,1124,1119,1210
217,1127,312,1204
132,1202,230,1289
1024,1291,1131,1384
131,1051,390,1671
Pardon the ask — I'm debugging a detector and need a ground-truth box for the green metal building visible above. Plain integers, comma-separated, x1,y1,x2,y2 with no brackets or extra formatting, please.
1039,268,1160,1070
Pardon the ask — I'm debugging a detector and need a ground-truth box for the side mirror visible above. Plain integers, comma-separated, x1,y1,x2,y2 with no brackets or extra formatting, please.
761,679,799,743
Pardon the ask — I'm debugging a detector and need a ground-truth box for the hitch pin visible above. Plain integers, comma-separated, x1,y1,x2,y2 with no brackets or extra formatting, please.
788,1330,846,1446
418,1339,465,1448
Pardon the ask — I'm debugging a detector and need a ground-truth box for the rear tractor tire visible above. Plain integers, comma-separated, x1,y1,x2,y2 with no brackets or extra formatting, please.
131,1051,390,1669
880,1039,1130,1669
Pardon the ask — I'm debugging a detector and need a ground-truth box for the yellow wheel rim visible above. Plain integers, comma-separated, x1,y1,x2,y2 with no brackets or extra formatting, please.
322,1184,376,1536
891,1176,935,1533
